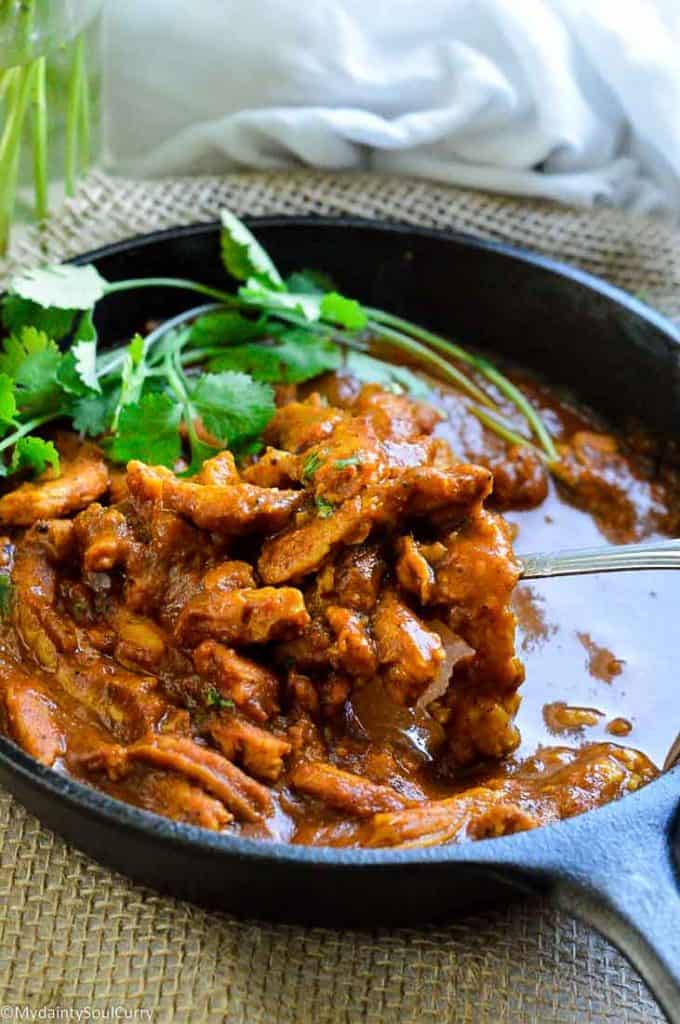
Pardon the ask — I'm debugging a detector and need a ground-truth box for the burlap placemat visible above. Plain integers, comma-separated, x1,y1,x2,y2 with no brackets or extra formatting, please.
2,170,679,1024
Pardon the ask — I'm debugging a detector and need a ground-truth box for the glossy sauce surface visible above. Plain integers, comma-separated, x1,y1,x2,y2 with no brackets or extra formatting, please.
510,486,678,769
0,365,676,849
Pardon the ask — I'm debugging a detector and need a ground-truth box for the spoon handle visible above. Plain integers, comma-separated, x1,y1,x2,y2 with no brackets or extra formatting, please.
519,538,680,580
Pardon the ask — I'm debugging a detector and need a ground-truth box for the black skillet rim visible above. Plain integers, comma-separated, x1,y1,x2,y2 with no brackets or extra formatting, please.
1,214,678,869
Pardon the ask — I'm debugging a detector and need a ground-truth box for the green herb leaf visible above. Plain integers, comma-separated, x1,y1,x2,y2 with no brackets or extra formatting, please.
188,310,264,347
206,687,234,710
70,388,118,437
190,371,275,447
314,495,335,519
0,327,64,414
207,344,283,382
239,281,323,321
73,308,97,344
110,391,182,467
1,295,77,340
10,436,60,476
220,209,284,291
268,328,342,382
8,263,107,311
209,329,341,384
57,338,100,396
113,334,147,425
0,373,17,427
334,456,361,469
285,269,336,295
344,351,431,399
320,292,368,330
302,451,323,482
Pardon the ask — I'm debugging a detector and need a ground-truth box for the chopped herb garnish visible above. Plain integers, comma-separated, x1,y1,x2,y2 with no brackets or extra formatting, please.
206,688,235,710
334,456,361,470
315,495,335,519
302,451,323,483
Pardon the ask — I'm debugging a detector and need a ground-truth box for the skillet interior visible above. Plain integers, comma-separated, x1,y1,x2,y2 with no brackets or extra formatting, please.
0,217,678,927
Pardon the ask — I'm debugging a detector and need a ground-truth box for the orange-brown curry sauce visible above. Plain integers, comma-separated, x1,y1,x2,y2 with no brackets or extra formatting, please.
0,363,677,849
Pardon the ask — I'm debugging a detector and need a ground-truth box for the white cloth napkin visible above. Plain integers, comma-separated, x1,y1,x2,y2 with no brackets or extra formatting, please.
103,0,680,215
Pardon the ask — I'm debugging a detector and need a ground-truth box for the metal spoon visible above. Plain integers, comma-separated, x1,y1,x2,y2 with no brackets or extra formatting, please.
519,538,680,580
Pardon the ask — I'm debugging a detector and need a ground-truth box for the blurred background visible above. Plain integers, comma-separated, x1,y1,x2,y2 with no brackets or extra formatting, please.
103,0,680,216
1,0,680,256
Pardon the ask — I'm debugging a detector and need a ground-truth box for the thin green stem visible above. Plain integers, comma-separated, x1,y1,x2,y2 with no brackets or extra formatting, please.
365,307,481,369
64,32,84,197
473,356,558,462
470,407,547,461
365,319,496,408
31,54,47,220
0,411,61,454
365,306,557,459
104,277,237,304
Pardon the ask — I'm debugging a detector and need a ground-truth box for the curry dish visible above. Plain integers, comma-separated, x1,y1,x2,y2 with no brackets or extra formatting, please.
0,366,677,848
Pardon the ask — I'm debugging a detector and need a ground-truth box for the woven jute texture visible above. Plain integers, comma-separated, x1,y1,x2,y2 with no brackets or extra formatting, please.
2,170,679,1024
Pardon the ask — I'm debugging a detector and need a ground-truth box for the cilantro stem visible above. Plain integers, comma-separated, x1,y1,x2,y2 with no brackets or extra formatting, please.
0,412,61,455
365,306,557,460
471,357,558,463
362,320,496,409
163,347,216,469
104,278,237,304
470,406,548,461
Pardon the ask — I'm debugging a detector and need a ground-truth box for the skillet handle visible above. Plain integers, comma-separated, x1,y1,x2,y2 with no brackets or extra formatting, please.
547,773,680,1023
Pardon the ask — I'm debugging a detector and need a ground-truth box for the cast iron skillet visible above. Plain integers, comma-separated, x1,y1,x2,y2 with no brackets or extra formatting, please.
0,218,679,1021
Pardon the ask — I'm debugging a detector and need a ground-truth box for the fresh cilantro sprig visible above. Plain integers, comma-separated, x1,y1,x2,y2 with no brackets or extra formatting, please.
0,207,556,479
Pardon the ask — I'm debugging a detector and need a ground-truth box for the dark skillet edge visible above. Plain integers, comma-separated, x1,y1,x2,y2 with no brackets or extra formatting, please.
68,214,680,344
2,729,680,1022
0,216,679,1020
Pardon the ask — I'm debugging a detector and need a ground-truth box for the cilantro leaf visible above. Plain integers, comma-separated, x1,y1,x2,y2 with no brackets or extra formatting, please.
0,374,17,427
187,310,265,347
220,209,284,291
268,329,342,382
57,339,100,396
344,351,431,399
285,269,336,295
8,263,107,311
190,371,275,447
73,309,97,344
10,436,60,476
113,334,147,425
109,392,182,467
208,344,285,382
0,327,64,414
320,292,368,330
240,278,367,331
208,330,341,384
239,281,323,321
70,388,118,437
1,295,77,340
